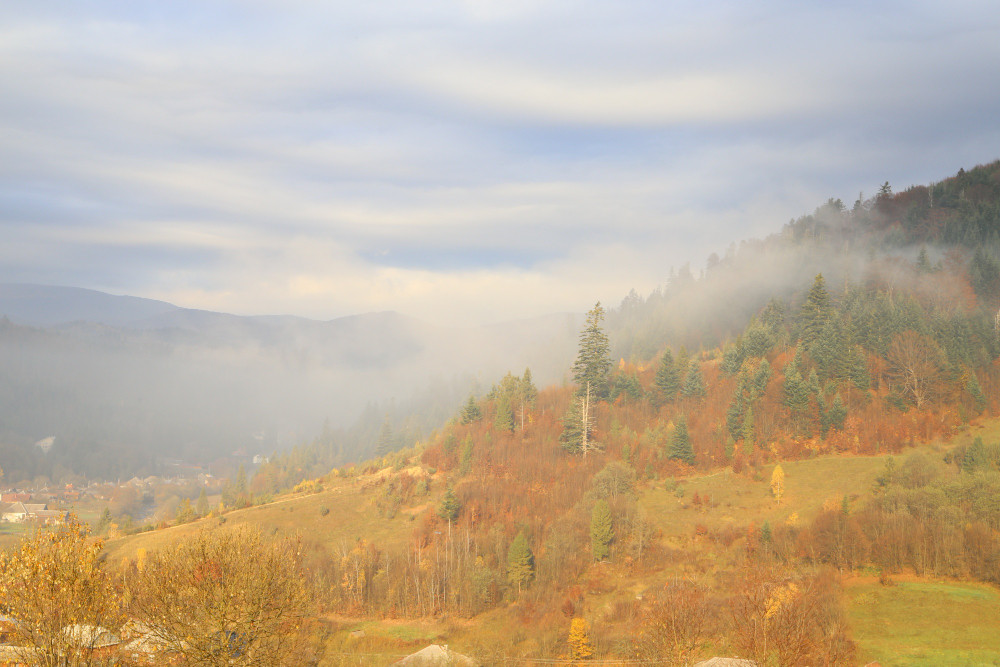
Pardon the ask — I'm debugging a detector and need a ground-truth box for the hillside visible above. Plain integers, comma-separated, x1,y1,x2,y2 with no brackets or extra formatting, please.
12,161,1000,665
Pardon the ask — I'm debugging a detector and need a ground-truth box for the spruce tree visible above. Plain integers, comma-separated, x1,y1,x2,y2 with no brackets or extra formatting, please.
506,531,534,593
572,303,612,400
460,395,482,424
681,363,707,398
375,417,395,457
668,416,695,465
654,349,681,402
963,437,987,474
590,500,613,561
438,486,460,521
196,488,209,517
801,274,833,345
560,384,599,456
494,394,514,432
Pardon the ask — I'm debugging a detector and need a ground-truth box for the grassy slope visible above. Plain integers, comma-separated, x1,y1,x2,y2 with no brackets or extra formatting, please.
847,577,1000,666
103,470,423,562
101,421,1000,663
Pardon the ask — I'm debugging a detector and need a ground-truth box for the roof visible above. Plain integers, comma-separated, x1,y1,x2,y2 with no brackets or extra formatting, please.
1,502,26,515
392,644,480,667
62,624,120,648
694,659,758,667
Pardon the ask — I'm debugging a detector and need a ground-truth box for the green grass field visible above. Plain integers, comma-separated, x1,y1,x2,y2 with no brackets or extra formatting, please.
848,578,1000,666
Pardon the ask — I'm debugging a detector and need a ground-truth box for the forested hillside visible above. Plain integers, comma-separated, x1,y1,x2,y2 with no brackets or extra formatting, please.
14,160,1000,665
239,160,1000,663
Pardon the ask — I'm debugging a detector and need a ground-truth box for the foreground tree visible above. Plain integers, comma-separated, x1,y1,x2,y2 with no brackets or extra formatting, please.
128,526,315,666
0,518,120,667
635,579,712,665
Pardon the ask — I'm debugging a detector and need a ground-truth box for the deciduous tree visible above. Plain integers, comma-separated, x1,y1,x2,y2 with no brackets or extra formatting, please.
128,526,315,666
0,518,121,667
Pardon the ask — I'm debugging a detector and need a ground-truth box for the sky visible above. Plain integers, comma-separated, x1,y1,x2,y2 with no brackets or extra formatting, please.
2,1,1000,325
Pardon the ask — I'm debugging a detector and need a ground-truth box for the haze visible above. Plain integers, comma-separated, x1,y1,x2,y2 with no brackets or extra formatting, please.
1,2,999,324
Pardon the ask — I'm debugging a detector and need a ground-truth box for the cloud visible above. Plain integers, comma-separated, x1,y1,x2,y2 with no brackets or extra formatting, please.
1,2,999,323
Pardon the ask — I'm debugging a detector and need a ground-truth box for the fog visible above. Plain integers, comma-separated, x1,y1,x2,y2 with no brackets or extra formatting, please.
0,284,581,481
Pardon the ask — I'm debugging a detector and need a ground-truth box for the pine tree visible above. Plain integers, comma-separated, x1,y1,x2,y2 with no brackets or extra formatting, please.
916,246,933,273
176,498,196,524
654,349,681,402
375,417,395,457
963,437,987,474
506,531,534,594
668,416,694,465
196,488,209,517
741,405,755,447
96,508,112,534
967,371,987,411
572,303,612,400
459,437,474,475
519,368,538,430
460,395,482,424
494,394,514,433
590,500,613,561
560,383,599,457
801,274,833,345
681,362,706,398
438,486,460,521
236,464,247,495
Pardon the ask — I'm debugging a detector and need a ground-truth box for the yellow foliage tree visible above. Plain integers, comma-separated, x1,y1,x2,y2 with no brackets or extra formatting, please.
127,526,317,666
0,517,121,667
770,464,785,503
568,618,593,660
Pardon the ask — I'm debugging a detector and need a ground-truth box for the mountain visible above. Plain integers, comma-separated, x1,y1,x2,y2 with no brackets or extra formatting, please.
0,285,580,482
0,284,180,328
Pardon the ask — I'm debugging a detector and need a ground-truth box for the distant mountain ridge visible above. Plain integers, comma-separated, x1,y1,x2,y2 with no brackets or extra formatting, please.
0,283,579,482
0,283,180,328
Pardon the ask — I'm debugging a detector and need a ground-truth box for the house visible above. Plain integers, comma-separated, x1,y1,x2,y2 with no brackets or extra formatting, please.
392,644,480,666
0,503,67,524
61,625,120,661
1,503,30,522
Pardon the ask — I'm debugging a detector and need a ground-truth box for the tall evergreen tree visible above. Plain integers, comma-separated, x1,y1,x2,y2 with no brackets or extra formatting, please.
801,274,833,345
460,395,482,424
375,417,395,457
572,303,612,400
668,416,695,465
560,383,599,456
654,349,681,402
681,363,707,398
590,500,613,561
438,486,460,522
506,531,534,594
494,394,514,433
518,368,538,430
196,488,209,517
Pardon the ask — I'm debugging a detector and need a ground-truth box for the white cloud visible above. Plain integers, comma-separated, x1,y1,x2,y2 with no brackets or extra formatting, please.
1,2,999,323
